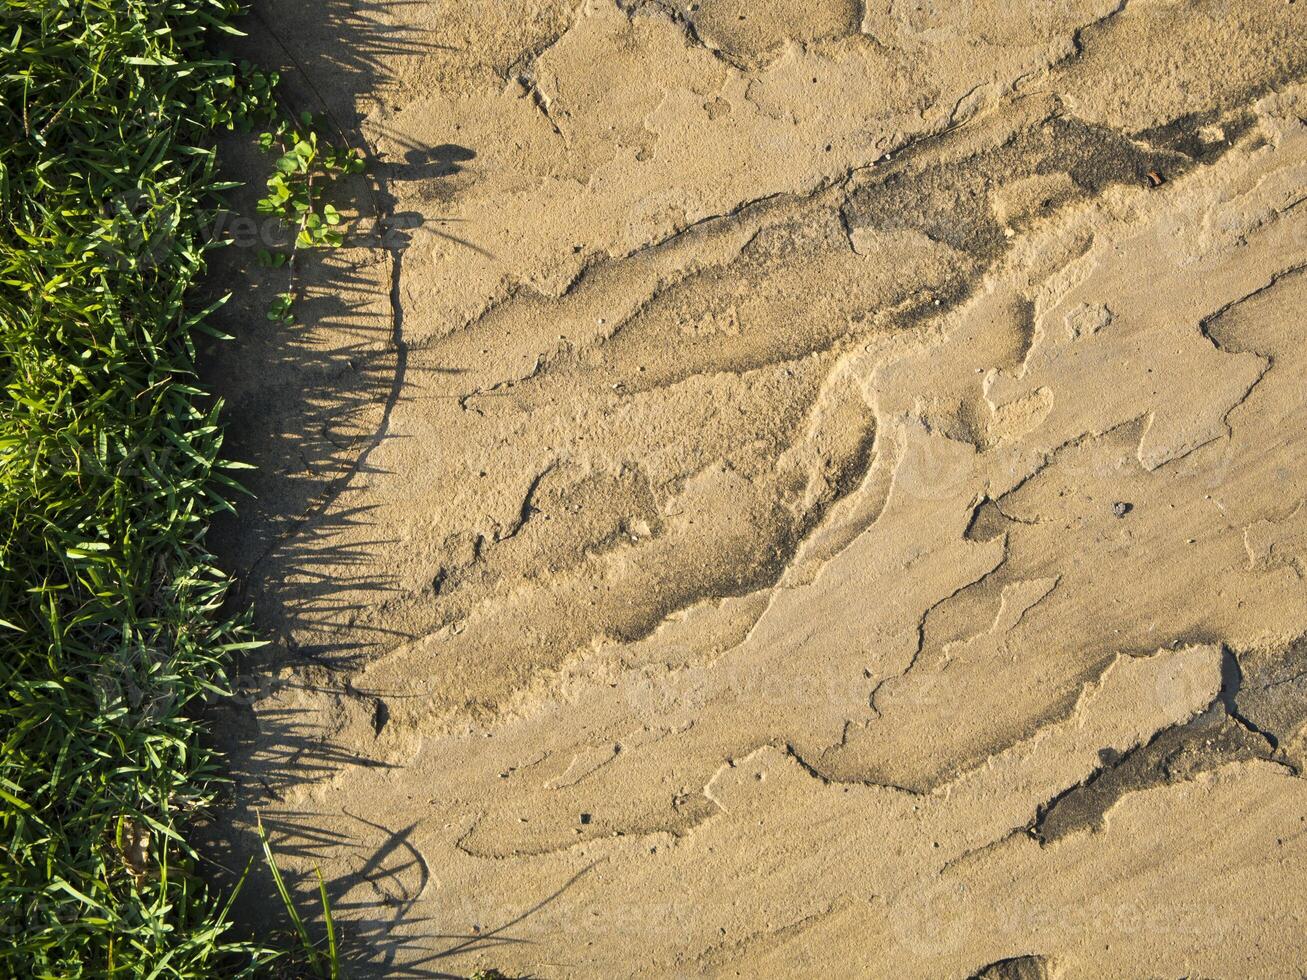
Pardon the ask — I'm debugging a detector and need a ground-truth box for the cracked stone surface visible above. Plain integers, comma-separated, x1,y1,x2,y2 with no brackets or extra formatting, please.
205,1,1307,976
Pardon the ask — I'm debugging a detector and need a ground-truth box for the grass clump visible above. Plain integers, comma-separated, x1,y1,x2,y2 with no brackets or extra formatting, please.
0,0,293,973
253,114,364,325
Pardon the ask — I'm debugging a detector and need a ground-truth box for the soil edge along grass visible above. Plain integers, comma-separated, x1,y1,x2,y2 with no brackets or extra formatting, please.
0,1,286,973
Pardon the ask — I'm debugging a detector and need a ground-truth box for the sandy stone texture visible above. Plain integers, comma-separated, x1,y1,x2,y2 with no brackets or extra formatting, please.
205,1,1307,976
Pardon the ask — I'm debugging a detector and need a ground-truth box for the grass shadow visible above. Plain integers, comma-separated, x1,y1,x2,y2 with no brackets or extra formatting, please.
194,0,485,966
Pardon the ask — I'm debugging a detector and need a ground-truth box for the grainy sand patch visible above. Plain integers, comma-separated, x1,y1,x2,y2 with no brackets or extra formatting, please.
206,2,1307,975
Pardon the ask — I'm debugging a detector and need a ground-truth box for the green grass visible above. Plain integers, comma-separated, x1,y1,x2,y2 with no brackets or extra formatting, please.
258,817,337,980
0,0,298,973
0,3,493,974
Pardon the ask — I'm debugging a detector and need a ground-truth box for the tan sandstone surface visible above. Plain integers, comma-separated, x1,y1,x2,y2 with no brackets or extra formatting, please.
205,1,1307,976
